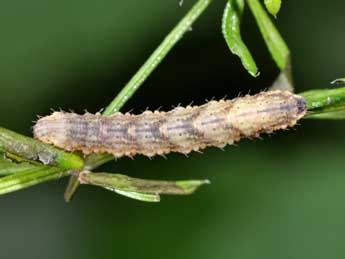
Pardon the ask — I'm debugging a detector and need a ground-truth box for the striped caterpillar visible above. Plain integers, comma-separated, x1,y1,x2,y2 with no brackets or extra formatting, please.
33,90,307,158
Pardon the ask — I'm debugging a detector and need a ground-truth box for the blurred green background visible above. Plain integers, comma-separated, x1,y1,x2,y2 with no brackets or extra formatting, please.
1,1,345,258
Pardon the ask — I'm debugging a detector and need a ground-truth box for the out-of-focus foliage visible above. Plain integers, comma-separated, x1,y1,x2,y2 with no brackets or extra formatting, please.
264,0,282,17
247,0,289,70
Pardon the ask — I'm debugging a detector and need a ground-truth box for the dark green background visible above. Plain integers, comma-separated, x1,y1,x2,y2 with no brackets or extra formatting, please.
1,1,345,258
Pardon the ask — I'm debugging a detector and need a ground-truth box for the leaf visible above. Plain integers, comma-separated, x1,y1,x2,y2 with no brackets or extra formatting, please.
108,188,160,202
0,165,68,195
264,0,282,18
222,0,259,77
78,171,209,202
0,153,36,175
247,0,289,70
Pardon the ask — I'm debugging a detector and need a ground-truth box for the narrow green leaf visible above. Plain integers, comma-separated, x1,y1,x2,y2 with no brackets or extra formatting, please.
0,165,69,195
247,0,289,70
0,154,36,175
78,171,208,202
264,0,282,18
109,189,160,202
222,0,259,77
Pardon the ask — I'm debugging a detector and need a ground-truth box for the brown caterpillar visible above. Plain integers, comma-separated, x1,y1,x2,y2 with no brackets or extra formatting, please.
33,90,306,158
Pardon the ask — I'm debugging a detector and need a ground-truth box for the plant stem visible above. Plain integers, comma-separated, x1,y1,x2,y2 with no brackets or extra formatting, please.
300,87,345,118
246,0,289,70
0,127,84,170
103,0,213,115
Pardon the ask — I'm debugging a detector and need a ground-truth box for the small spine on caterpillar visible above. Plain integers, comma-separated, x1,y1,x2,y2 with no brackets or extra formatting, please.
33,90,307,158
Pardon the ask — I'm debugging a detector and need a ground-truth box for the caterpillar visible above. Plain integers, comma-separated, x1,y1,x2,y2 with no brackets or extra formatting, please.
33,90,307,158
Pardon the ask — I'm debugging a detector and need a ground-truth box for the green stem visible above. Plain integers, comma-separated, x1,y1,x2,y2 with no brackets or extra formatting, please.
103,0,213,115
0,127,84,170
0,129,80,194
300,87,345,119
246,0,289,70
